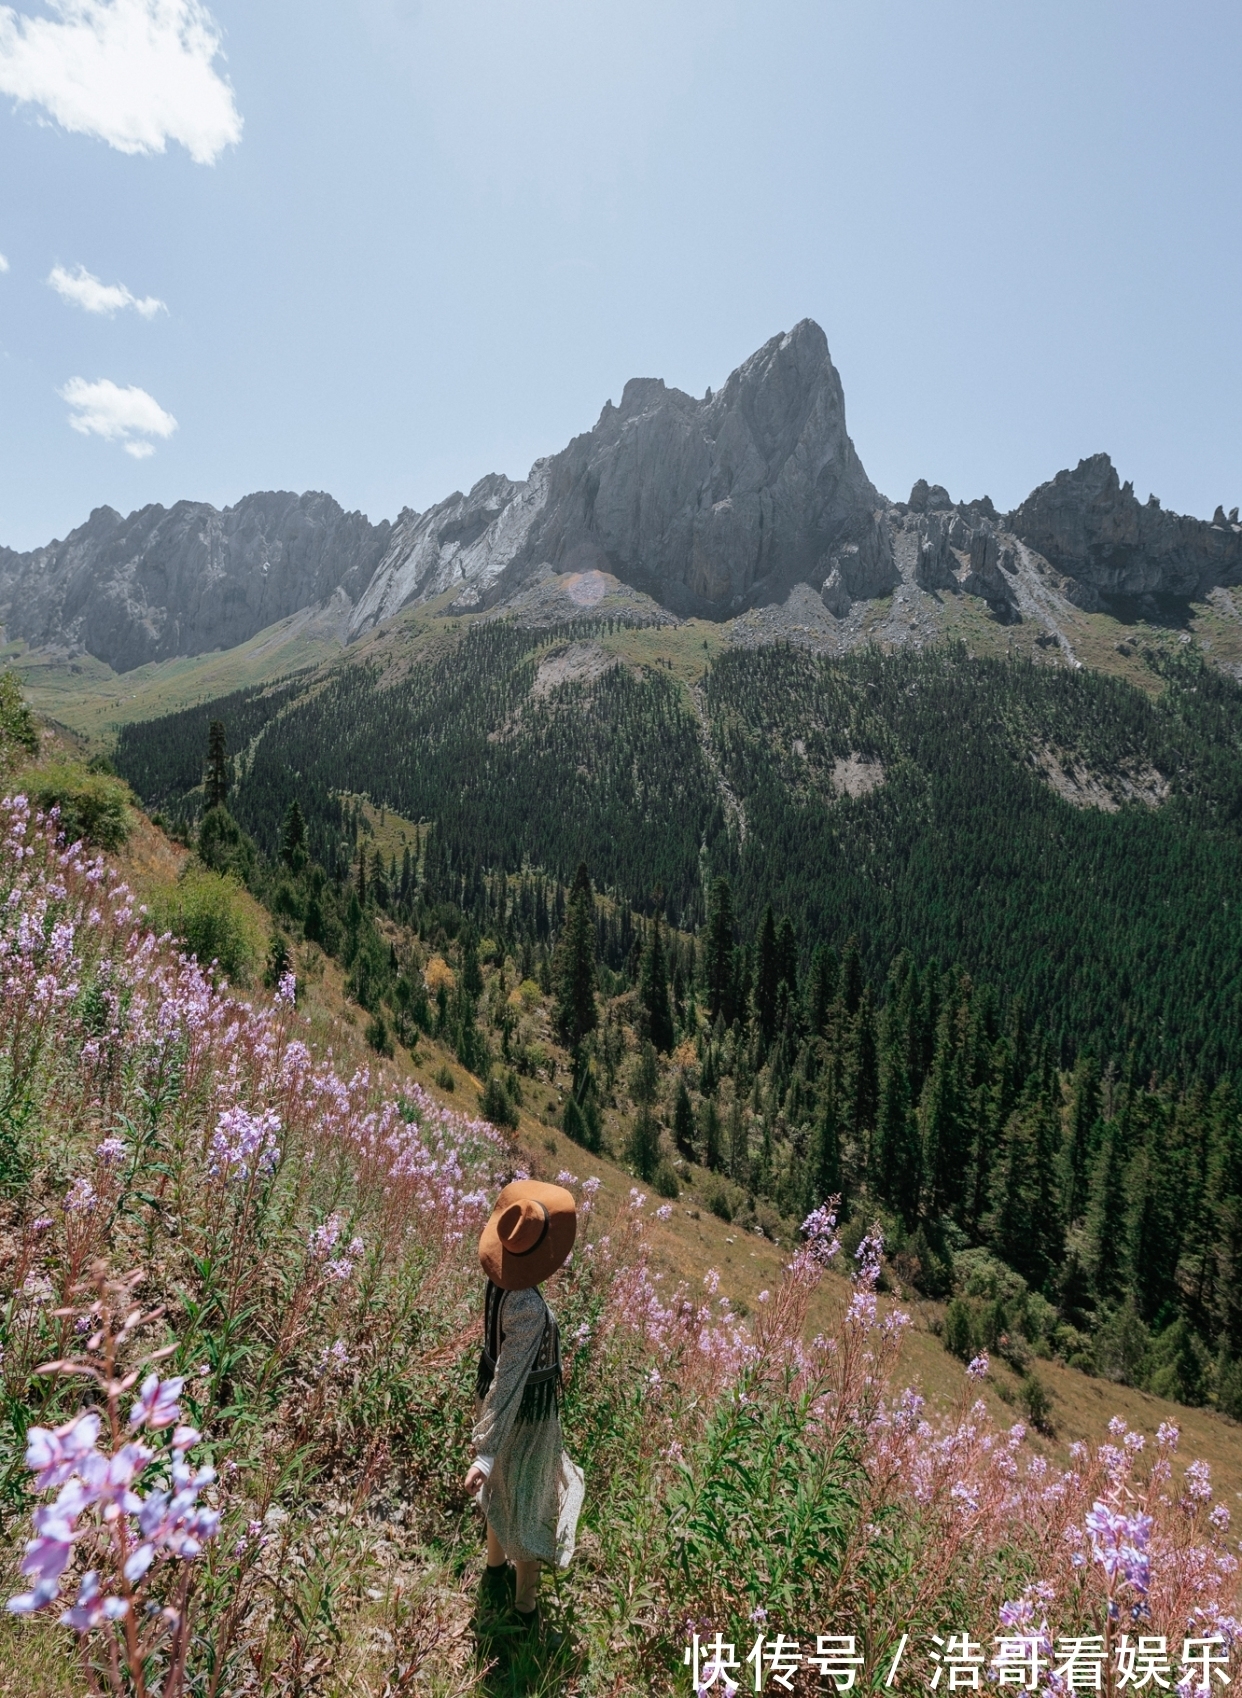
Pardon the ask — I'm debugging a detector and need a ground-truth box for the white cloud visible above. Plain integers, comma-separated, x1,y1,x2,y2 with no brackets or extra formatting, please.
49,262,165,317
0,251,9,271
0,0,242,164
59,375,177,455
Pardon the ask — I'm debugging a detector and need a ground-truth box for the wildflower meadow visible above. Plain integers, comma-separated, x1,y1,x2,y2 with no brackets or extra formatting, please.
0,789,1240,1695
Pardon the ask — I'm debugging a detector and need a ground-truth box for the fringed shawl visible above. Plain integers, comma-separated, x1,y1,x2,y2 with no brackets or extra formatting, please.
476,1278,562,1422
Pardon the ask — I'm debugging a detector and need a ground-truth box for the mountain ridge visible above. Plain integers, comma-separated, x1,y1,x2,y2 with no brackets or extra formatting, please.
2,319,1239,672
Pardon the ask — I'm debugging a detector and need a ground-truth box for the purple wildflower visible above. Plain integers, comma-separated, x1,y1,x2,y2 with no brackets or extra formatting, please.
128,1374,183,1432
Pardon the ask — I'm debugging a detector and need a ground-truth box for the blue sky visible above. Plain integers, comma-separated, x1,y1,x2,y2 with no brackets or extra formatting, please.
0,0,1239,552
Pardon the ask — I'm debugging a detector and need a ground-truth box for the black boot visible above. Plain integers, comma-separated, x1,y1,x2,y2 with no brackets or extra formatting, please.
482,1560,514,1600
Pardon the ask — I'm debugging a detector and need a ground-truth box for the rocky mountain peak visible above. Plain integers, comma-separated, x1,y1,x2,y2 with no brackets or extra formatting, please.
0,489,391,672
1010,453,1242,603
5,321,1240,672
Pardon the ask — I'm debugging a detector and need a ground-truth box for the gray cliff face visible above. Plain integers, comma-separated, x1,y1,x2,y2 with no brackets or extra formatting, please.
0,492,390,673
347,470,549,638
345,317,887,633
493,318,886,618
6,328,1241,673
1010,454,1242,605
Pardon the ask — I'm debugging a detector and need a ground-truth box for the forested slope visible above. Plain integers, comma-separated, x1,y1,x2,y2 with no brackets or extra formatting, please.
113,619,1242,1083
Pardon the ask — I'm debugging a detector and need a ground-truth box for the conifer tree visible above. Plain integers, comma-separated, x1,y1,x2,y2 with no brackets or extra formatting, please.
700,1097,723,1172
1126,1125,1180,1323
280,798,307,869
840,936,864,1016
553,862,597,1052
370,848,389,909
985,1101,1039,1283
807,943,837,1038
1064,1051,1101,1223
1210,1089,1242,1355
875,1017,920,1226
776,915,798,999
461,927,484,1001
703,876,735,1027
204,720,228,811
627,1039,662,1179
640,910,675,1053
845,988,879,1153
1085,1123,1128,1302
755,905,779,1046
803,1073,841,1219
672,1075,695,1160
919,1004,965,1217
727,1096,749,1187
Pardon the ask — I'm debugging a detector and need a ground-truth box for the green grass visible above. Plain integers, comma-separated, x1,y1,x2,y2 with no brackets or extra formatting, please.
1,608,344,741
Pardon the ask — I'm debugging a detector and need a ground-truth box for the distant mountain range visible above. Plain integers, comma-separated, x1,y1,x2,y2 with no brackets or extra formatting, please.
2,319,1240,673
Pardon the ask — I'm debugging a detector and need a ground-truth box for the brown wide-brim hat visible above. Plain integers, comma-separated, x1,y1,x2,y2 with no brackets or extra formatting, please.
479,1181,577,1291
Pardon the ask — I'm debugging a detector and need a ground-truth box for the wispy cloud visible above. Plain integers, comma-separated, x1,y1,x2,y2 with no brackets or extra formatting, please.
59,376,178,457
0,0,242,164
0,252,8,272
49,263,165,318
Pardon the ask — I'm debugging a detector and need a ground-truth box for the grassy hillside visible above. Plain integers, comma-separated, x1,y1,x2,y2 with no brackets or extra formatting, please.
2,761,1241,1696
0,603,344,737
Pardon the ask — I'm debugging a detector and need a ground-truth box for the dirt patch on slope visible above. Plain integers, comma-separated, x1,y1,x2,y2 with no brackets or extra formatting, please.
830,754,886,797
531,641,621,698
1032,747,1170,811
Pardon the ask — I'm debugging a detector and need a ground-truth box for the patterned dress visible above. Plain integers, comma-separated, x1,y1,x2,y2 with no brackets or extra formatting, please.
472,1281,585,1567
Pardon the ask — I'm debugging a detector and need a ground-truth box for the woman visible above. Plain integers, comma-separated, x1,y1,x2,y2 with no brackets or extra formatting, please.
463,1180,585,1631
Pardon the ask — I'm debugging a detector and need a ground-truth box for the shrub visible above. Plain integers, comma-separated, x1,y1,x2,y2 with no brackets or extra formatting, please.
1019,1371,1055,1433
365,1011,394,1057
197,803,256,884
433,1062,455,1091
627,1106,661,1181
704,1181,733,1222
653,1158,679,1199
155,866,265,985
943,1297,976,1362
25,759,131,849
0,671,38,769
480,1073,519,1130
562,1091,601,1152
905,1223,953,1297
1093,1299,1151,1386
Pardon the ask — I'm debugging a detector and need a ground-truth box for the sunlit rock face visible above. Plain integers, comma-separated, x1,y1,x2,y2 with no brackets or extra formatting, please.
0,492,388,673
491,317,887,619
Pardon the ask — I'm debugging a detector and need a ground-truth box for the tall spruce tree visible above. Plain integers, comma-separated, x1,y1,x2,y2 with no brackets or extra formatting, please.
204,720,228,811
640,910,675,1053
280,798,306,868
755,905,779,1046
876,1005,920,1225
776,915,798,1000
553,862,598,1052
807,943,838,1039
840,936,864,1016
727,1096,750,1186
703,876,736,1027
673,1075,696,1160
804,1072,841,1219
1085,1122,1128,1303
919,1003,965,1217
700,1097,723,1172
1064,1052,1101,1223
